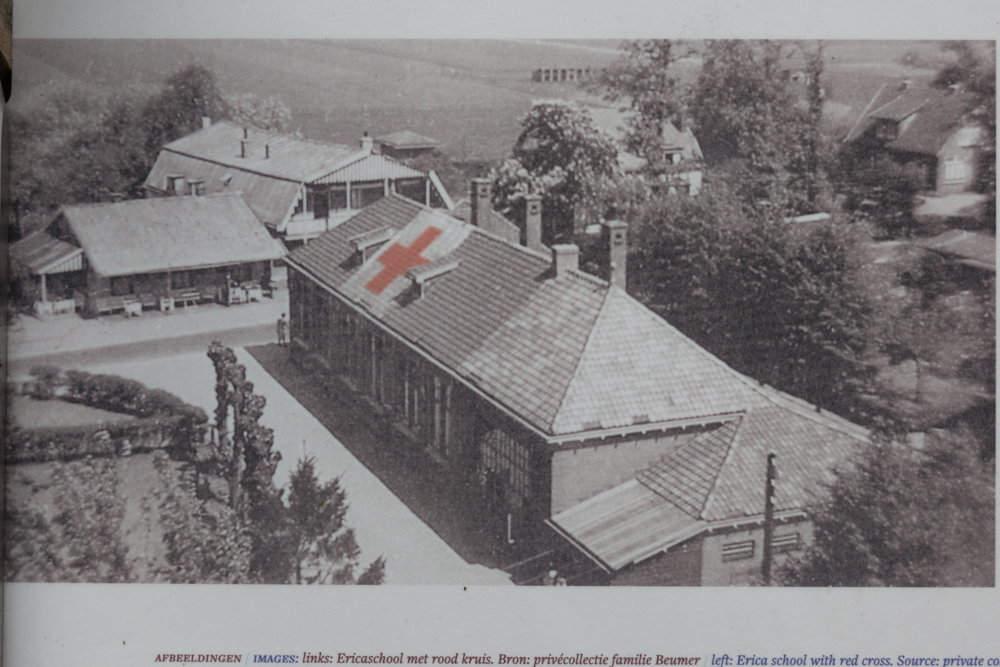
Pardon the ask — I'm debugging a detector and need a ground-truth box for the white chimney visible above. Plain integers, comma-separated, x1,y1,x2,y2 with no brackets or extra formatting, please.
552,244,579,278
601,220,628,290
202,116,212,129
524,193,543,252
361,131,374,153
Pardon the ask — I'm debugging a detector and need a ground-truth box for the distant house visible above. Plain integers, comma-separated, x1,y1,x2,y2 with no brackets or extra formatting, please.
844,82,985,195
144,120,451,245
12,194,285,317
586,104,704,196
283,182,869,586
374,130,441,160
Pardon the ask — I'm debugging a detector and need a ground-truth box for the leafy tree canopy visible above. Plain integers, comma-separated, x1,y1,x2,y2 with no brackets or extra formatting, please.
591,39,686,161
629,186,876,416
781,430,994,587
490,101,620,244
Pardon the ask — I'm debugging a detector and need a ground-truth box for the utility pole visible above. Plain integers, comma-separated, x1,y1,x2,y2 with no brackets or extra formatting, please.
762,452,777,585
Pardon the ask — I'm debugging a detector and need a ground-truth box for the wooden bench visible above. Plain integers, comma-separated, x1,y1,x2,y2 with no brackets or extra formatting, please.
175,290,201,308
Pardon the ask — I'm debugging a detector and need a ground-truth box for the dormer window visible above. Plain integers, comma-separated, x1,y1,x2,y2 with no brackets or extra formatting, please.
407,260,460,299
349,227,395,263
187,179,204,196
876,120,898,141
165,174,185,195
664,151,681,164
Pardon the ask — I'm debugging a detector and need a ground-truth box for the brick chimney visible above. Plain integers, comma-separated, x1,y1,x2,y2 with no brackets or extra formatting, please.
552,244,579,278
470,178,492,230
361,131,374,153
601,220,628,290
240,139,248,158
524,193,544,252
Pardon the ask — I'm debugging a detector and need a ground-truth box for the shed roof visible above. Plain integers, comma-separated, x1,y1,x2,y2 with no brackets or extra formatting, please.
917,229,996,272
10,232,83,275
375,130,441,150
60,194,285,277
549,480,705,572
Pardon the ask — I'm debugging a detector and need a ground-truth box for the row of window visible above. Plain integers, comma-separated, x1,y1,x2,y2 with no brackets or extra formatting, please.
109,265,257,296
290,271,536,514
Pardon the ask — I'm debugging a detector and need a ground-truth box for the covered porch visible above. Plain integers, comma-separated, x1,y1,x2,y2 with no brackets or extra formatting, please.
9,232,87,316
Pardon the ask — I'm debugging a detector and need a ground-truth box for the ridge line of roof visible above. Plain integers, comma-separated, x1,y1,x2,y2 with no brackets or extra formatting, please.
61,192,247,212
550,287,613,431
750,384,871,441
698,412,747,521
844,82,887,143
162,146,308,184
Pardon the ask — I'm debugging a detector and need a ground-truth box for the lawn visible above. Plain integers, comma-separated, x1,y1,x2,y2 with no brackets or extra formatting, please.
9,394,136,430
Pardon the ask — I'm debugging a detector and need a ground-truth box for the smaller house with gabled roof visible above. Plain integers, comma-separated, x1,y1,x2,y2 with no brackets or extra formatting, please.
374,130,441,160
17,193,286,318
586,104,704,196
144,120,452,245
844,82,985,195
284,178,870,585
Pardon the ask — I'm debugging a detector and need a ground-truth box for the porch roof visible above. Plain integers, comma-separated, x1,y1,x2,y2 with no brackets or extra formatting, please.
10,232,84,275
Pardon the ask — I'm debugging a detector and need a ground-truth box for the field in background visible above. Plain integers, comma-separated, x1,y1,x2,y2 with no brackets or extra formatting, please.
12,39,968,164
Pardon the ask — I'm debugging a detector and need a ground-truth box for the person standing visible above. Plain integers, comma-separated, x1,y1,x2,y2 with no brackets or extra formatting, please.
277,313,288,346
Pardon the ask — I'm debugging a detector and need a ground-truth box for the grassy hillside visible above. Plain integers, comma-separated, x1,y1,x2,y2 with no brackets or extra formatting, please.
13,39,618,162
11,39,973,164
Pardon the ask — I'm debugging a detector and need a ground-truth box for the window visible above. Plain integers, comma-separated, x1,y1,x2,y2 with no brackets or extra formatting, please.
721,540,755,562
329,186,348,210
479,429,531,511
165,175,185,194
876,120,898,141
307,188,329,219
110,276,133,296
944,157,968,183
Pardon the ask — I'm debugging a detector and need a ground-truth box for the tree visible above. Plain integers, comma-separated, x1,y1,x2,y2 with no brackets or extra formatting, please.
781,430,994,587
629,186,875,416
591,40,686,161
691,40,827,212
141,64,229,159
204,342,382,585
288,456,385,585
5,458,131,583
226,92,293,132
152,454,253,584
490,101,620,244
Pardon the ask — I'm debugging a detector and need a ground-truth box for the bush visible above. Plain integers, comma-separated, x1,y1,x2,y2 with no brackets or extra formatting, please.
62,370,207,422
5,417,189,464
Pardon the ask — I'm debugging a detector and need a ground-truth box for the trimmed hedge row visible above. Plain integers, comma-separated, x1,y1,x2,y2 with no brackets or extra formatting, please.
12,368,209,463
29,367,208,423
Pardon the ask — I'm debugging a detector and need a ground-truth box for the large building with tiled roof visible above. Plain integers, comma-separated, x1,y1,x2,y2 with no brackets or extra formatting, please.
284,182,870,585
844,82,986,195
144,120,451,244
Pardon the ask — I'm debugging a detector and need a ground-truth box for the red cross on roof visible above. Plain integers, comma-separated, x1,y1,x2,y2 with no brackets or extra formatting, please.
365,226,443,294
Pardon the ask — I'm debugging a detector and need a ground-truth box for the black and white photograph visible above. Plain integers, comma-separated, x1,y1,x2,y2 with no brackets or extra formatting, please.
4,30,995,591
